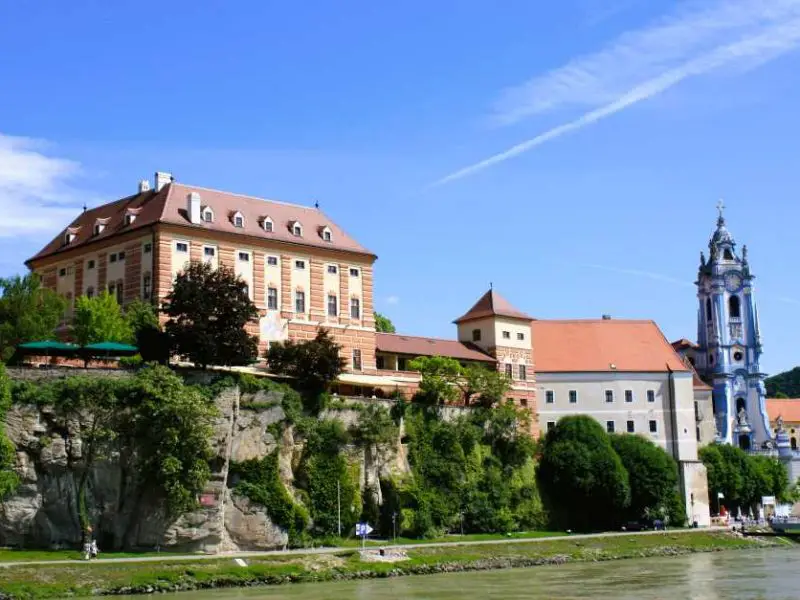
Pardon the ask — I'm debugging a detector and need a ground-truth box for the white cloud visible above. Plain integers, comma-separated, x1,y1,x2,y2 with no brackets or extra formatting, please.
386,295,400,305
0,134,86,237
435,0,800,185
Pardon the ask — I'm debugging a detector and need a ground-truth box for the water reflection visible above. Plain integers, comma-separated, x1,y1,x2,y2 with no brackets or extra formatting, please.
134,548,800,600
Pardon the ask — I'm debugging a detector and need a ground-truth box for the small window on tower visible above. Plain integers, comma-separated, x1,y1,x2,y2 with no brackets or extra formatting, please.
734,350,744,362
706,298,712,320
472,329,481,342
729,295,741,318
724,249,734,260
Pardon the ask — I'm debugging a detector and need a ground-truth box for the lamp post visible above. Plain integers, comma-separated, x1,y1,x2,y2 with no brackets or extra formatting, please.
392,512,397,543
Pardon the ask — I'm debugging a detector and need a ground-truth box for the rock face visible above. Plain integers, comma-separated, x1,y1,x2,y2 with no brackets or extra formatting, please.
0,381,408,553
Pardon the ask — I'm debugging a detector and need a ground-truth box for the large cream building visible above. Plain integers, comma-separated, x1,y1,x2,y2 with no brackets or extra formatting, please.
28,173,709,526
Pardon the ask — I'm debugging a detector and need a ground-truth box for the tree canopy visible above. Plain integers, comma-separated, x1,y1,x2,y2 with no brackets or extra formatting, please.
0,274,67,362
125,300,170,364
162,262,259,369
536,415,631,531
766,366,800,398
610,433,683,524
266,329,346,412
700,443,794,514
375,312,396,333
409,355,510,406
73,292,133,347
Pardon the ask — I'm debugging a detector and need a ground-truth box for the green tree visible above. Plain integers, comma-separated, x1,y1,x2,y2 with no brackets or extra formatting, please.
73,292,134,346
162,262,259,369
610,434,682,524
129,365,217,516
0,274,67,362
536,415,630,531
409,355,462,405
461,363,510,407
375,312,396,333
125,300,170,364
266,329,346,412
0,363,20,498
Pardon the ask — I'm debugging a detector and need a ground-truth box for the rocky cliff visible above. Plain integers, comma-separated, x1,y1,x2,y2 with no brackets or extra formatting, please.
0,378,409,553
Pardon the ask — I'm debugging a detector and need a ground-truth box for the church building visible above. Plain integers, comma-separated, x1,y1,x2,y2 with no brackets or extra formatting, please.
673,203,770,450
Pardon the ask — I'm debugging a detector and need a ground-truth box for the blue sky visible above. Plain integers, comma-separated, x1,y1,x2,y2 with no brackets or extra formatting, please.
2,0,800,373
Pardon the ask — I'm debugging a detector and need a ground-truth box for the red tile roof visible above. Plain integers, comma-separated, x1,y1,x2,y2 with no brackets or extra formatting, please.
672,338,699,351
27,181,373,265
27,187,170,263
375,333,495,363
454,289,533,324
161,183,372,256
766,398,800,423
531,319,689,373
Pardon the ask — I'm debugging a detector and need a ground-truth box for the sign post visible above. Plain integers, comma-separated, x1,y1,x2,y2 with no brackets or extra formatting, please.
356,522,373,549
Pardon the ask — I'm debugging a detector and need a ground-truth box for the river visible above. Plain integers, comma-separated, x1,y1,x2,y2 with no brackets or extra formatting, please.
138,548,800,599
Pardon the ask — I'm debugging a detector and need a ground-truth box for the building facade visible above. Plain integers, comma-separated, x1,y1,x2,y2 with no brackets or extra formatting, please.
26,173,379,375
689,204,770,449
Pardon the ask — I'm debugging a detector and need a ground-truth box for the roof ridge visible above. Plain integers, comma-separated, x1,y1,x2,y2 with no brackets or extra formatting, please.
378,331,469,344
172,182,315,211
536,318,655,324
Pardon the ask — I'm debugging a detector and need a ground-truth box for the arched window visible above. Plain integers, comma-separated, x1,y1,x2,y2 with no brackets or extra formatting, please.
705,298,712,320
729,295,741,318
736,397,746,413
724,249,734,260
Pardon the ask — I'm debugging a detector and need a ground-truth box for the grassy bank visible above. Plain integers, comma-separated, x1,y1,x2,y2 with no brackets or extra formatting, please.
0,532,782,599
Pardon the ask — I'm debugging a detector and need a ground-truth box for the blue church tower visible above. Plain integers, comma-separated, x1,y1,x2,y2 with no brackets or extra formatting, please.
694,201,770,449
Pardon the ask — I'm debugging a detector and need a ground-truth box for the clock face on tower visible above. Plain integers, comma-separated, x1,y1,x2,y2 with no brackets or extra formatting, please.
724,272,743,293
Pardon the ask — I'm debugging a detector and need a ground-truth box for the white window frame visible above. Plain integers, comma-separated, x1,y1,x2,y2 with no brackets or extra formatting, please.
647,389,656,403
238,251,250,262
175,241,189,253
627,420,635,433
295,260,306,270
625,389,634,403
232,211,245,228
649,420,659,434
327,264,338,274
262,217,274,232
267,255,279,266
350,297,361,319
502,330,511,339
349,267,360,277
327,294,338,317
517,332,525,341
605,390,614,403
267,287,279,311
569,389,578,404
292,222,303,237
295,290,306,314
545,389,554,404
606,421,615,433
202,207,214,223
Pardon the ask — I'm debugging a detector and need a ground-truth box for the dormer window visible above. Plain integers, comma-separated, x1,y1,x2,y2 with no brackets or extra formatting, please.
262,217,274,233
290,221,303,237
202,207,214,223
232,211,244,228
320,226,333,242
94,223,105,236
64,231,77,245
125,214,136,226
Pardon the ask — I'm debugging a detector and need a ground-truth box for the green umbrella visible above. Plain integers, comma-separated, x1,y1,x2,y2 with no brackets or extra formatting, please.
82,342,138,354
17,340,80,364
18,341,80,354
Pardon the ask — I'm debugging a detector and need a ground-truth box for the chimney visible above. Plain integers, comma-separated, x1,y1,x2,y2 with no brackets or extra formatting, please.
188,192,201,224
154,171,173,192
602,314,612,320
138,179,151,193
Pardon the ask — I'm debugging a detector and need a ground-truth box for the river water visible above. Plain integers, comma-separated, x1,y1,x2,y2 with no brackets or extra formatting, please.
145,548,800,599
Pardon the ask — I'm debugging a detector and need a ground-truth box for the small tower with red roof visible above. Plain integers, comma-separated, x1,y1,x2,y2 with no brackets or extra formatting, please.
454,288,537,428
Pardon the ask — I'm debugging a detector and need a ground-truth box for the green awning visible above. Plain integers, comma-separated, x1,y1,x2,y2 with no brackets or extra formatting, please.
82,342,138,353
18,341,80,352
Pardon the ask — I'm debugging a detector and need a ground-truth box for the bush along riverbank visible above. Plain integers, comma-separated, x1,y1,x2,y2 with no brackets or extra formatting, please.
0,531,786,599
